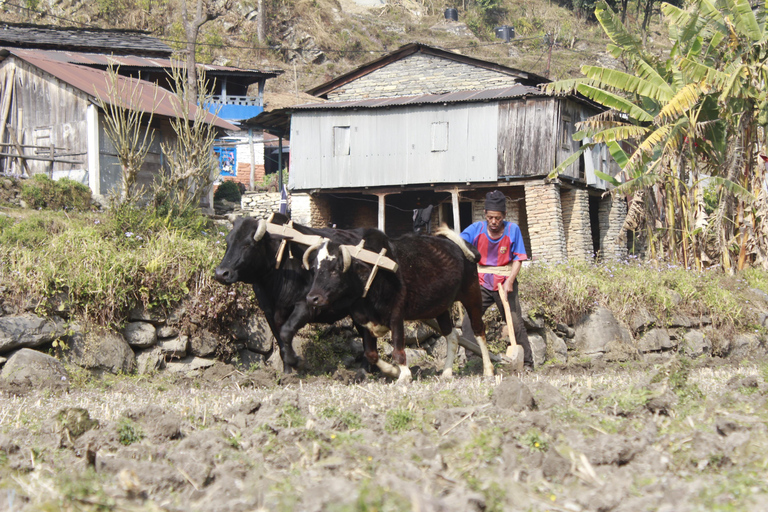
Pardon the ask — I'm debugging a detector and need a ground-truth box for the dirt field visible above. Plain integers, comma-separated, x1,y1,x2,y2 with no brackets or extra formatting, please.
1,355,768,512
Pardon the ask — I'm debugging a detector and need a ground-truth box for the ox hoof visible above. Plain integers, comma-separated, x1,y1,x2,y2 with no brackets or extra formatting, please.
395,366,412,385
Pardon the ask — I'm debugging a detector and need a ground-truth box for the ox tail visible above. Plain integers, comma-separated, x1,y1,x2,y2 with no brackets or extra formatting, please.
434,225,480,262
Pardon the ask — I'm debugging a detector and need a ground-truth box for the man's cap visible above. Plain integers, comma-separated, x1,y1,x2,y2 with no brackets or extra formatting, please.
485,190,507,212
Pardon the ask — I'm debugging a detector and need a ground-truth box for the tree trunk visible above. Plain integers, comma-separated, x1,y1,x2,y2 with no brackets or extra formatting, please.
181,0,213,102
257,0,265,44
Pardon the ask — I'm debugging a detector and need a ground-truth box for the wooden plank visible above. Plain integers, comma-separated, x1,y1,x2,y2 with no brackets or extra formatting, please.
341,242,398,272
477,264,512,276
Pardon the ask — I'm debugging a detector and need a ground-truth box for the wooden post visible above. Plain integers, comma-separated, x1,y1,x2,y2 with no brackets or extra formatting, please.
451,188,461,234
86,104,100,196
249,128,255,190
0,67,14,173
6,125,30,177
378,193,386,232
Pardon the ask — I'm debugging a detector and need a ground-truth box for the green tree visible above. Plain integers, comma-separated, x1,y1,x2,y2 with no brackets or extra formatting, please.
546,0,762,271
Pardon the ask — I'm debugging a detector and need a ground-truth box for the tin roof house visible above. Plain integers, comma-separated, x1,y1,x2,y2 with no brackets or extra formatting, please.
269,43,627,262
0,23,282,201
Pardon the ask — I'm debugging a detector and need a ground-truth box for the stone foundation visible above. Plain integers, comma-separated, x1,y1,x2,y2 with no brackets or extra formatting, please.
524,182,567,262
561,188,593,261
599,194,628,261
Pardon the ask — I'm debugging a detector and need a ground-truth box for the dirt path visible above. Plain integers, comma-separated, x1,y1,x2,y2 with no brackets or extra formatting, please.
1,357,767,511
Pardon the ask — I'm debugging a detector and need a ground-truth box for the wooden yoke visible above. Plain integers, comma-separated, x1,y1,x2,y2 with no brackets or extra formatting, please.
265,221,327,268
477,264,512,276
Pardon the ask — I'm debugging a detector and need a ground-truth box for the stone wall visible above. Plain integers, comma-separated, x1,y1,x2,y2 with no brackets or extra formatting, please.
599,195,628,261
561,188,593,261
328,53,520,101
524,182,567,262
240,191,286,218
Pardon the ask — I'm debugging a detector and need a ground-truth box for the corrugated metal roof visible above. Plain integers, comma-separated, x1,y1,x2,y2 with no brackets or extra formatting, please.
20,49,281,77
5,48,237,131
292,84,545,110
0,22,172,56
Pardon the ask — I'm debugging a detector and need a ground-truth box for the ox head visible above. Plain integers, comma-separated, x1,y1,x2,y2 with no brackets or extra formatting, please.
304,240,355,309
214,216,268,285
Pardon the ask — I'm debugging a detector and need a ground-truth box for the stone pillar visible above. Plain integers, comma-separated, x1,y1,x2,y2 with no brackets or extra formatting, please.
561,188,593,261
309,194,332,228
524,182,567,262
598,194,628,261
290,193,311,225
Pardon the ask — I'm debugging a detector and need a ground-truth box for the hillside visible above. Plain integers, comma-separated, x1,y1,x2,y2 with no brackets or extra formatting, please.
0,0,672,94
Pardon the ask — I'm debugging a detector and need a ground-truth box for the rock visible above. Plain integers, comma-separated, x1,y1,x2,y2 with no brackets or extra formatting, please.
545,329,568,363
158,335,189,359
528,332,547,366
530,381,566,410
156,325,179,338
716,417,746,436
730,333,760,358
404,347,429,367
0,314,67,353
1,348,69,389
403,321,437,346
637,328,675,353
555,323,575,339
236,349,267,370
165,356,216,374
245,314,275,354
167,306,186,325
628,307,656,333
492,376,535,411
573,307,633,358
128,307,165,324
135,346,165,374
681,330,711,358
123,322,157,348
189,329,219,357
668,313,693,328
66,331,136,374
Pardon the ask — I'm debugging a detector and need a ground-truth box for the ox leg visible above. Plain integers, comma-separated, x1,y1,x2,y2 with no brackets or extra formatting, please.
434,312,458,379
390,321,411,384
465,304,494,378
442,329,460,379
253,290,297,374
359,326,400,379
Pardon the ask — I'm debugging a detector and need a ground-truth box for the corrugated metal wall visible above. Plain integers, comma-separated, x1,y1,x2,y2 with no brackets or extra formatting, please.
289,103,499,190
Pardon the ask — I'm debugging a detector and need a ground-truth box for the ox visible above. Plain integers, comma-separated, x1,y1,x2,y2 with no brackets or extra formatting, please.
304,226,494,381
214,214,379,373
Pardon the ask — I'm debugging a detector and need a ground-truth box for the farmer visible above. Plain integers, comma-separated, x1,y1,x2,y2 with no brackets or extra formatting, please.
460,189,534,371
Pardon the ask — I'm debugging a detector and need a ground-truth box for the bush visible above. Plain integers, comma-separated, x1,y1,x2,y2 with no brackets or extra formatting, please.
20,174,92,211
214,181,242,203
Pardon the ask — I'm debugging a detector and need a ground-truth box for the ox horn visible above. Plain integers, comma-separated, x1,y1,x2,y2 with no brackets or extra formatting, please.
303,240,325,270
267,212,275,223
340,245,352,273
253,219,267,242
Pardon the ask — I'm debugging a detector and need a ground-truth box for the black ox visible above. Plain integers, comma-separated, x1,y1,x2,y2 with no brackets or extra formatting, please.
214,213,380,373
305,226,495,381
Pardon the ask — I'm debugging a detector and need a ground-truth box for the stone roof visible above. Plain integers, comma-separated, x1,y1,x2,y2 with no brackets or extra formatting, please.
0,22,173,57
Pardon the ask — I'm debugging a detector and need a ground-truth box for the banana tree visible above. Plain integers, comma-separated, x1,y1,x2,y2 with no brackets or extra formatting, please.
546,0,757,270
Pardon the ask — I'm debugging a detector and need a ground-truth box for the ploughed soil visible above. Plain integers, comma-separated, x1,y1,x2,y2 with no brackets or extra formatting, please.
2,354,768,512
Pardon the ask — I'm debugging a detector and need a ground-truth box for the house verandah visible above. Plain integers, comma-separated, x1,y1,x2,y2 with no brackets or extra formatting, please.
289,180,628,263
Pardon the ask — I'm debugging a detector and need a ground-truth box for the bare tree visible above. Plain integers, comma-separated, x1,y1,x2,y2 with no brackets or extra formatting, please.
180,0,231,100
157,64,220,210
94,64,157,205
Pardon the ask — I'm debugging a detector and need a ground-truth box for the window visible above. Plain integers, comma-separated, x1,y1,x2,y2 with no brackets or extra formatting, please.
333,126,350,156
561,115,572,150
431,122,449,152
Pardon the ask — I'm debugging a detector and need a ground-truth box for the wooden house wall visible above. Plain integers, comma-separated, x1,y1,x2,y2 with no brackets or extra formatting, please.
2,58,89,179
97,118,168,197
497,98,557,178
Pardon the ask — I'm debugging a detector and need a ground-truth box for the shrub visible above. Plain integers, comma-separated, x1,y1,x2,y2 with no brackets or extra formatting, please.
214,181,242,203
20,174,92,211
